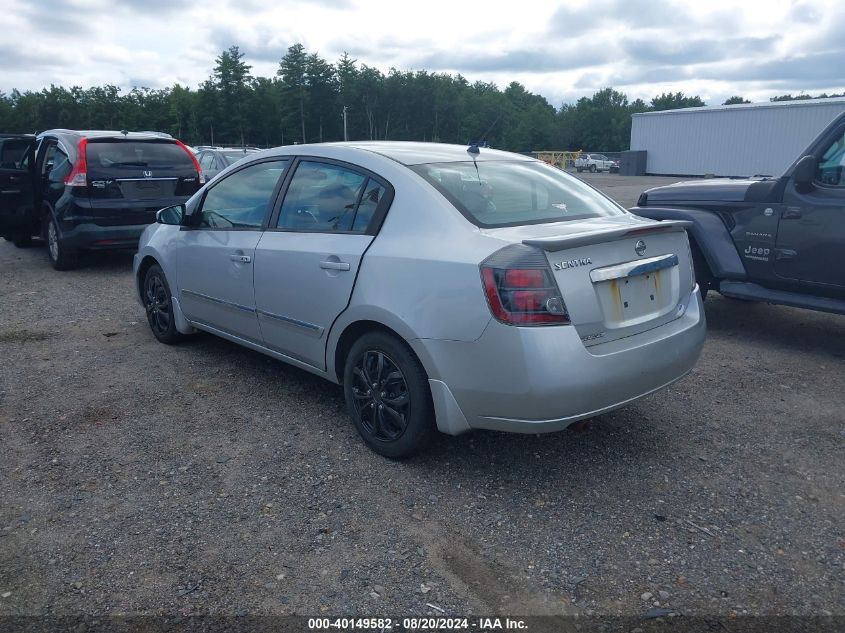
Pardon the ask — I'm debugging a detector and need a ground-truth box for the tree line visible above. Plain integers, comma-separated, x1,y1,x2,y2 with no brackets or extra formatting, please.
1,44,841,153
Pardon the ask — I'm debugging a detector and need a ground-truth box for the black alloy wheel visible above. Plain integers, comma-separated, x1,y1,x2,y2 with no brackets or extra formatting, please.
343,331,435,458
143,264,183,344
352,349,411,442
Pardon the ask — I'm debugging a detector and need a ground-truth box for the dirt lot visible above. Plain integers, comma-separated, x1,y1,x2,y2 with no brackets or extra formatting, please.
1,175,843,622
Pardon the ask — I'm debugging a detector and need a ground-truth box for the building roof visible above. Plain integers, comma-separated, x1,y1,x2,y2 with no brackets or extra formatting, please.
632,96,845,118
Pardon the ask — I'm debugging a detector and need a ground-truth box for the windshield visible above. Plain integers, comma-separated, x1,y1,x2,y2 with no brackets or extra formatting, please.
86,140,193,169
221,150,257,162
411,160,625,227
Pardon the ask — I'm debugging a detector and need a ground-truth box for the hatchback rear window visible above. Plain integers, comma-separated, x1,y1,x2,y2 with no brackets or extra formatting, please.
86,141,193,169
411,160,624,227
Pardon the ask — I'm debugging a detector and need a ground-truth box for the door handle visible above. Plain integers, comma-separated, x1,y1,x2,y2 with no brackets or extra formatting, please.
776,249,797,260
230,254,252,263
782,208,802,219
320,260,351,271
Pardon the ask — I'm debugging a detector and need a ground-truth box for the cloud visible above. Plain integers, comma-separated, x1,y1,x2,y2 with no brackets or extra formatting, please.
621,35,777,66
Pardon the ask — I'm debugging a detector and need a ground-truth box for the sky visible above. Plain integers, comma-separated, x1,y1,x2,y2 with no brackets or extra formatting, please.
1,0,844,108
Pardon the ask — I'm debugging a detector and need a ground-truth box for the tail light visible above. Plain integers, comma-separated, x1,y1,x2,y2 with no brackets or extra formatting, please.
480,244,570,326
175,139,205,184
64,138,88,187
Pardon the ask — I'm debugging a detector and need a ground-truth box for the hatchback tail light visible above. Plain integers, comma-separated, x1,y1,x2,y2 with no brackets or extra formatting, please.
175,139,205,184
480,244,570,326
64,138,89,187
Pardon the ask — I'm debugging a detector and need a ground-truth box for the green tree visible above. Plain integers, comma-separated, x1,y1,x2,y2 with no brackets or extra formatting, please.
213,46,252,144
723,96,751,105
278,43,309,143
650,92,705,111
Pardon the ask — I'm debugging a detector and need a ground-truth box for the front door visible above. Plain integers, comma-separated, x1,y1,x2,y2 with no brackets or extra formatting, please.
177,159,290,343
0,136,37,238
776,123,845,291
254,159,391,370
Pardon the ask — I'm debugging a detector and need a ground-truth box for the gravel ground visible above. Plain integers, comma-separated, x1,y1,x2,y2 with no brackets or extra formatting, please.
1,176,843,622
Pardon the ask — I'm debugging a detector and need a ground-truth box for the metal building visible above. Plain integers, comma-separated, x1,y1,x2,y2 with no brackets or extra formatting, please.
630,97,845,177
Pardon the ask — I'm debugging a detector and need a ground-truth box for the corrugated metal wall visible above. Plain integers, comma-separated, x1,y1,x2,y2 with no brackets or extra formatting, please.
630,98,845,177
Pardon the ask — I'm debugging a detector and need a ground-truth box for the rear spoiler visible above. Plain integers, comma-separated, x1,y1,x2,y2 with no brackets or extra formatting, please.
523,220,693,252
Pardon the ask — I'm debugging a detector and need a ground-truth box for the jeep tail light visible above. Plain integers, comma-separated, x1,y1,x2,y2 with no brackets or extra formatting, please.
480,244,569,326
175,139,205,184
65,138,88,187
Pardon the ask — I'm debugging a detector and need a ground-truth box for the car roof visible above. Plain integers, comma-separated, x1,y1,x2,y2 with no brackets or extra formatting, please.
282,141,535,166
39,129,174,141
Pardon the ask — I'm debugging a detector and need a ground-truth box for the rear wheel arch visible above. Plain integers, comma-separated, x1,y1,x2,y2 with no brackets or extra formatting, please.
333,320,423,384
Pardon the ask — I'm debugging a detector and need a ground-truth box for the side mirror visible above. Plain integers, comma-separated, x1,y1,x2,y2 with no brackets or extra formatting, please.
793,154,816,188
156,204,185,225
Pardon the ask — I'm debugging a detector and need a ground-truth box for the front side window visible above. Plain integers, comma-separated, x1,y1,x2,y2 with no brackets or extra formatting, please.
197,159,289,229
411,160,625,228
0,138,33,169
816,129,845,187
277,161,368,232
199,152,215,170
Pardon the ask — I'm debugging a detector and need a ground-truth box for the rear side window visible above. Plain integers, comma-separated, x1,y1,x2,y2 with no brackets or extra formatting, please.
412,160,625,228
87,141,194,169
198,159,290,229
277,161,368,232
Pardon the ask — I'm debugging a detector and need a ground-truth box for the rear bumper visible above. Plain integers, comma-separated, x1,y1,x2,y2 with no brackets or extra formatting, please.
58,222,149,251
412,286,706,435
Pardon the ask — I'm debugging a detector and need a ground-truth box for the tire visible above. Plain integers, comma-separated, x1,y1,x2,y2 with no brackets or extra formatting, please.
690,241,713,301
576,167,583,173
143,264,184,345
343,331,435,458
45,216,77,270
589,164,597,173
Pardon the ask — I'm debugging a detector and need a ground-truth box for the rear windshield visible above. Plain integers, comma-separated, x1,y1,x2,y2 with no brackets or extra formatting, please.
86,140,193,169
221,150,257,162
411,160,624,227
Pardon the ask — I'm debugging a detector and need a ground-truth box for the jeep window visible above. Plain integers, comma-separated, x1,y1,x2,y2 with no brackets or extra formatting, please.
816,129,845,187
412,160,625,228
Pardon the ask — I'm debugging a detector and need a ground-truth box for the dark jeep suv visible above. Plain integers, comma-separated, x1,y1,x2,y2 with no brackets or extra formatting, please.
631,112,845,316
0,130,203,269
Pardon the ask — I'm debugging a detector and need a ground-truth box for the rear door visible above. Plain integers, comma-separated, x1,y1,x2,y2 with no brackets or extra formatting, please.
177,158,291,343
0,135,37,237
776,123,845,290
254,159,391,370
85,139,201,225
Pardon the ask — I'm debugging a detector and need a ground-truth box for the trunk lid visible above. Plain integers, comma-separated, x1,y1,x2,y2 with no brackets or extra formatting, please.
484,216,695,347
83,139,200,224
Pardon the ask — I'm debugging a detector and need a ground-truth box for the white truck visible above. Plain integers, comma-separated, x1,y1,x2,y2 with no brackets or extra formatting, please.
575,153,619,173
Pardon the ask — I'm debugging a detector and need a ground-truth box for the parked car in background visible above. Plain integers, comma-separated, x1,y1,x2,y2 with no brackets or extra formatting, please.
632,111,845,315
575,153,618,173
135,142,705,457
196,147,260,181
0,133,37,247
0,129,204,269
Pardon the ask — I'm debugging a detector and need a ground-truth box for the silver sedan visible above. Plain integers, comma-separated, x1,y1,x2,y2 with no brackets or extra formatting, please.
134,142,706,457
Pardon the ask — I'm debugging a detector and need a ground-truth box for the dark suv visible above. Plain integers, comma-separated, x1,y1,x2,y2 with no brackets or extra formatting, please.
631,112,845,316
0,129,203,269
